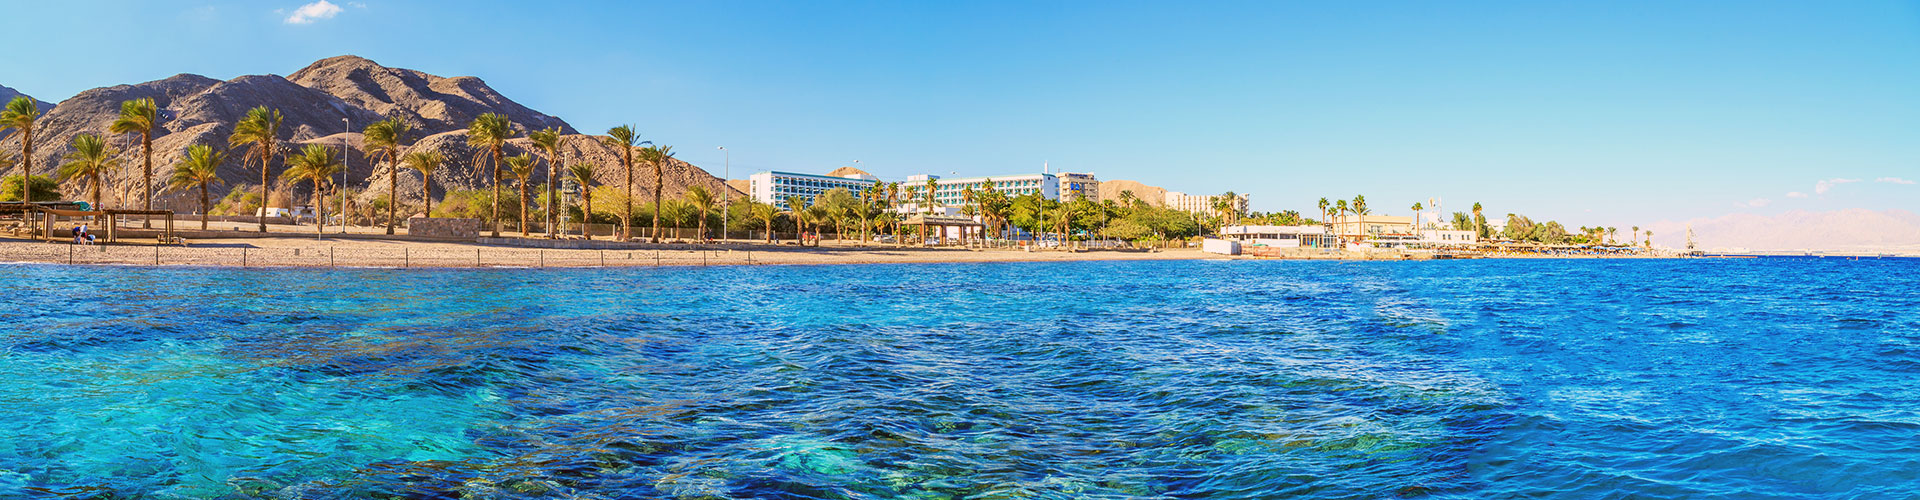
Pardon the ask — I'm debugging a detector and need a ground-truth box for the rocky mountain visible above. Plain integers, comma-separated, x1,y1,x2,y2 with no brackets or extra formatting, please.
0,84,53,140
0,56,736,213
1099,179,1166,207
288,56,574,136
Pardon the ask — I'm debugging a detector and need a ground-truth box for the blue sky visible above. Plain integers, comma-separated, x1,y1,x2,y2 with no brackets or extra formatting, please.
3,0,1916,227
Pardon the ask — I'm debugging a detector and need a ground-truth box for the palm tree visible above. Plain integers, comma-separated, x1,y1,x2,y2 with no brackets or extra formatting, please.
466,113,516,237
228,106,283,232
922,178,938,212
1352,194,1368,216
528,127,564,238
686,185,716,242
0,97,40,202
504,153,536,236
568,163,597,240
1411,202,1424,230
602,125,647,240
167,144,225,230
783,194,812,245
403,151,443,217
1472,202,1484,238
806,203,831,246
360,117,411,234
748,200,779,243
281,144,342,237
1607,227,1617,245
1644,230,1653,248
109,97,161,225
1631,226,1640,246
640,145,676,243
58,134,120,211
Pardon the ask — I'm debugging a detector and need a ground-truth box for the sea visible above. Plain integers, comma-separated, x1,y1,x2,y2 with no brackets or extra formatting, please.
1,258,1916,499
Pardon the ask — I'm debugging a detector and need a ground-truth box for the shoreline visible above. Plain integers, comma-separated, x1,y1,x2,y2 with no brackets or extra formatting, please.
0,236,1714,270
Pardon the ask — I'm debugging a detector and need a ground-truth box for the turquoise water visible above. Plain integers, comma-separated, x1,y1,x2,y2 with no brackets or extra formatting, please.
2,258,1917,499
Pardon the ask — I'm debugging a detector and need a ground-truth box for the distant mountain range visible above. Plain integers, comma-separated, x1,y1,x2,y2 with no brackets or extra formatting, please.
0,56,737,213
1645,208,1920,254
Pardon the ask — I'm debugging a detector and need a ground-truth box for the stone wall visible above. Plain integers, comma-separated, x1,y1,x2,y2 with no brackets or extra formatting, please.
408,217,481,240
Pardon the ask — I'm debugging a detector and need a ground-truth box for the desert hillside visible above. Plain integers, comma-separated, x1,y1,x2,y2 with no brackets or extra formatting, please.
0,56,736,212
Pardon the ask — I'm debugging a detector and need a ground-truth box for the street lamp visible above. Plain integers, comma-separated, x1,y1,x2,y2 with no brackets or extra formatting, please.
718,145,729,243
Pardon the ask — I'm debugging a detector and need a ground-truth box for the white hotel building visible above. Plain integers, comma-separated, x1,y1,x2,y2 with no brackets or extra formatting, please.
751,169,1099,212
748,170,880,210
1165,191,1250,217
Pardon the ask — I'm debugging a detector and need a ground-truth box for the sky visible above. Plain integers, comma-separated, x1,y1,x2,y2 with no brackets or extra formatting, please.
2,0,1916,229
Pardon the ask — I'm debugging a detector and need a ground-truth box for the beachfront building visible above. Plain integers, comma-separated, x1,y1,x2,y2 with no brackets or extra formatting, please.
1329,215,1413,241
1223,224,1340,248
1416,228,1479,245
902,172,1062,212
749,170,880,210
1058,172,1100,202
1165,191,1250,217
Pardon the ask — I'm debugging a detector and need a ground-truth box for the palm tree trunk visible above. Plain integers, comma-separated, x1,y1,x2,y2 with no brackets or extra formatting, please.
490,147,502,238
697,212,707,242
582,195,593,241
141,133,152,228
386,154,397,235
545,153,557,239
520,183,530,237
422,173,432,219
651,166,663,243
18,129,31,202
623,156,633,240
314,179,325,237
258,150,269,233
200,185,210,230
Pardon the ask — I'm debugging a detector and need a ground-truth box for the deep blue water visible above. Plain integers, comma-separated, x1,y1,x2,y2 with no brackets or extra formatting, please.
2,258,1918,499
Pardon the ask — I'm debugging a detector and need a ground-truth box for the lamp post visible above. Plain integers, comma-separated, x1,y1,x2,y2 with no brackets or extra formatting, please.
339,117,349,234
718,145,729,243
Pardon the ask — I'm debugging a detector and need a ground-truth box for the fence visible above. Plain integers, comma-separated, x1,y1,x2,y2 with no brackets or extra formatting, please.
3,243,772,268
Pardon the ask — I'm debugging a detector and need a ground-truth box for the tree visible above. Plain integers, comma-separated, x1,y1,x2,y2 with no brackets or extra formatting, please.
467,113,517,237
568,163,598,240
784,194,812,246
639,145,675,243
280,144,342,237
1411,202,1424,230
747,200,780,243
685,185,718,242
1352,194,1369,216
1317,197,1330,227
602,125,646,240
815,187,854,243
58,134,120,211
167,144,225,230
403,151,443,218
528,127,564,238
1471,202,1484,238
0,97,40,202
504,154,536,236
361,116,411,235
1631,226,1640,246
228,106,283,232
109,97,161,226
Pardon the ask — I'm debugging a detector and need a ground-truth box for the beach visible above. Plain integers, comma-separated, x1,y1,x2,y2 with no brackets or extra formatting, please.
0,236,1225,268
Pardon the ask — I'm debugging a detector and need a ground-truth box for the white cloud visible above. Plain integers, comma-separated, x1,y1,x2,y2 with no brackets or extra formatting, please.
1786,191,1808,198
348,1,367,8
284,0,342,24
1737,198,1773,208
1814,178,1861,195
1876,177,1916,185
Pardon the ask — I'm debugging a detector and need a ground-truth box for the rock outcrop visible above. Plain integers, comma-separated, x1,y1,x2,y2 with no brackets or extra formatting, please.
1099,179,1166,207
0,55,731,213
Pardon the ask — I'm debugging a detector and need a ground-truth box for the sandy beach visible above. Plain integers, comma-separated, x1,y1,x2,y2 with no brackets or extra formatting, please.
0,236,1225,268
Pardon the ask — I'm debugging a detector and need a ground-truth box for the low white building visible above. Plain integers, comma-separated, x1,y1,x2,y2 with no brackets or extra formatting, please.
1222,224,1339,248
1417,229,1479,245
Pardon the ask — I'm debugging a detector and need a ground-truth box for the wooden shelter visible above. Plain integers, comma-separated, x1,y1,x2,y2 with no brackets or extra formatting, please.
0,203,175,243
902,214,985,246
